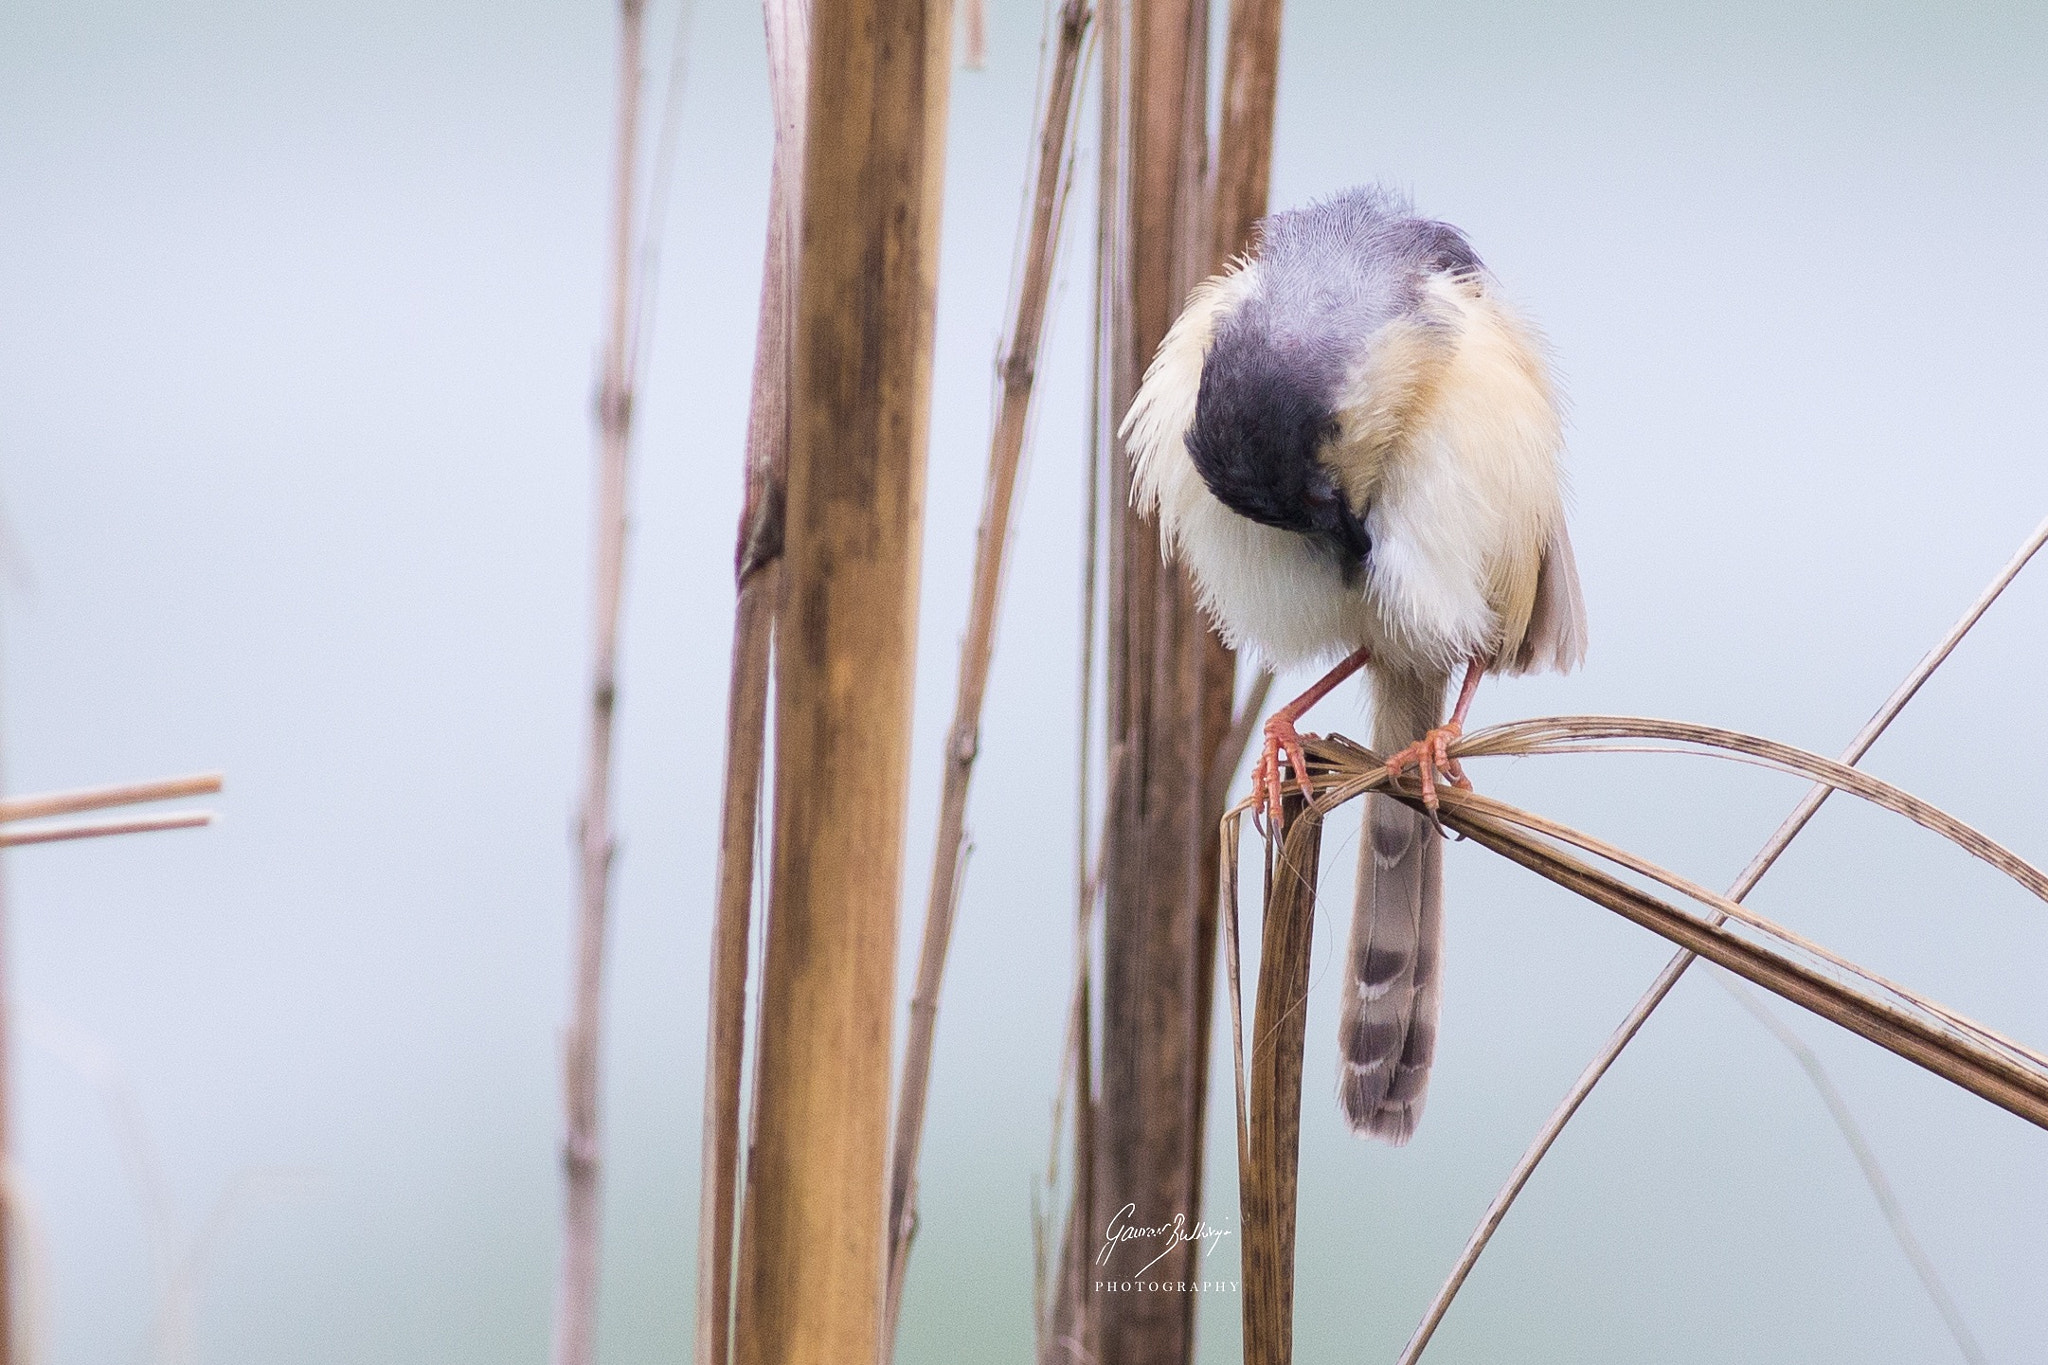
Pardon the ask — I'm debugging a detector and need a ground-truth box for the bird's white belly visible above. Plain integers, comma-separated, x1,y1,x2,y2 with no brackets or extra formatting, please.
1171,446,1504,676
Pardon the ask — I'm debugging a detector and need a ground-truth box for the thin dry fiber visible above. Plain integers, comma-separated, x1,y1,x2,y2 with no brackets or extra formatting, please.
0,772,223,848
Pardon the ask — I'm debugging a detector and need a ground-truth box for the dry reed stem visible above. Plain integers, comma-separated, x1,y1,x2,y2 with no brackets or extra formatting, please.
1204,3,1292,1355
1039,747,1121,1365
882,5,1093,1351
1220,806,1247,1156
1292,722,2048,1051
699,553,770,1365
1446,719,2048,906
1042,795,1123,1365
1092,2,1232,1359
553,3,645,1362
1056,0,1282,1355
1237,795,1318,1365
1041,531,1107,1362
1042,0,1132,1348
964,0,989,68
1046,59,1108,1347
1425,800,2048,1118
1399,511,2048,1363
1180,0,1292,1236
732,0,953,1355
695,4,808,1363
629,0,700,387
0,1157,44,1365
1208,0,1283,271
1433,780,2045,1069
0,813,215,847
0,774,221,825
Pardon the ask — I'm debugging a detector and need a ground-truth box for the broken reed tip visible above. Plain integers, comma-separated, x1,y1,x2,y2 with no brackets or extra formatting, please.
0,771,225,825
0,811,217,848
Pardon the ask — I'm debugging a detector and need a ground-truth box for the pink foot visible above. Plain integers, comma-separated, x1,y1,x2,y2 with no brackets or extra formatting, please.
1383,720,1472,813
1255,712,1317,830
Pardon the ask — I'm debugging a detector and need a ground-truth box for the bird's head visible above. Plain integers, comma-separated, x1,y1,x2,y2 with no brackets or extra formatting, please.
1185,327,1371,572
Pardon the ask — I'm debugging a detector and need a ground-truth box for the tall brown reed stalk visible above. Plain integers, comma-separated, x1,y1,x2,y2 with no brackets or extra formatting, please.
1208,0,1282,271
695,3,808,1364
553,3,646,1361
1040,2,1135,1352
1200,11,1286,1358
880,2,1093,1354
1088,2,1226,1361
731,0,954,1357
1046,1,1283,1359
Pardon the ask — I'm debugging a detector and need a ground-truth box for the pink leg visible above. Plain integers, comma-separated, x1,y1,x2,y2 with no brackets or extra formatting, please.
1439,656,1485,784
1256,644,1373,829
1386,655,1486,812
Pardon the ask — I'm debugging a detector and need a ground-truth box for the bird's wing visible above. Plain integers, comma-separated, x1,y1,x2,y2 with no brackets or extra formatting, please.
1507,517,1588,675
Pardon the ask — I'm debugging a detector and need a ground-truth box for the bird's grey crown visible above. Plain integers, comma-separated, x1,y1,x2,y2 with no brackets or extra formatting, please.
1183,186,1482,569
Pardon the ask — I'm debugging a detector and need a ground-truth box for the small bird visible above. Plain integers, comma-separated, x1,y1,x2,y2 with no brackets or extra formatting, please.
1123,186,1587,1143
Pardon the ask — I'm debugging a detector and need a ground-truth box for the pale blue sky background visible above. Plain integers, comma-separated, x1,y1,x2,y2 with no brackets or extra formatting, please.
1,0,2046,1362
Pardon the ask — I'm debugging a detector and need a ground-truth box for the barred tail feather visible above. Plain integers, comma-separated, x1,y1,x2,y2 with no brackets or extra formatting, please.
1338,666,1448,1144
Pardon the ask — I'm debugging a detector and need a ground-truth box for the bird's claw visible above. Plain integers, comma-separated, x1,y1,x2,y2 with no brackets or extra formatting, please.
1383,720,1471,814
1254,713,1317,832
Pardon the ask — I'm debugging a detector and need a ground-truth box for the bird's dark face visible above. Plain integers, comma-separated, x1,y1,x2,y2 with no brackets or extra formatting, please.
1184,327,1371,572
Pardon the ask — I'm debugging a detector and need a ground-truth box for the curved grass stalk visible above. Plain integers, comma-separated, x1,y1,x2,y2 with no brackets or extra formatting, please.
1393,511,2048,1363
1457,717,2048,901
1292,724,2048,1075
1310,717,2048,915
1428,799,2048,1123
1220,710,2048,1365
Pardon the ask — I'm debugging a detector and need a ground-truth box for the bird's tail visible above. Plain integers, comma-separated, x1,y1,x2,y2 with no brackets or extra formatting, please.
1338,665,1450,1144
